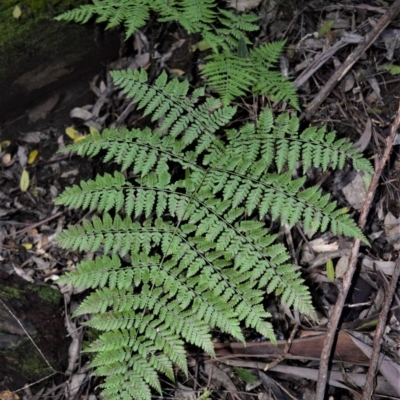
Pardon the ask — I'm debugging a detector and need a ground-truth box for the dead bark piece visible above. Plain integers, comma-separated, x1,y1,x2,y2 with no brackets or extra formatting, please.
214,331,370,365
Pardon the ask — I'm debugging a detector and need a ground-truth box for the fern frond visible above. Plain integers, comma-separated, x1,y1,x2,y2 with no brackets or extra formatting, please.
201,52,256,105
156,0,217,34
250,42,299,109
56,0,150,38
111,69,236,149
55,24,372,398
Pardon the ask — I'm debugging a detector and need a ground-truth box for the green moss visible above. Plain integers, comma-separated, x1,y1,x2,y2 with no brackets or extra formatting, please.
0,283,61,304
31,285,62,305
0,0,90,79
0,285,22,299
2,336,53,381
18,342,53,379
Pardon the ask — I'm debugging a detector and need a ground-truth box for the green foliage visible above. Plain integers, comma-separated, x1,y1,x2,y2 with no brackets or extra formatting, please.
382,63,400,75
56,71,370,399
202,41,299,107
55,1,373,399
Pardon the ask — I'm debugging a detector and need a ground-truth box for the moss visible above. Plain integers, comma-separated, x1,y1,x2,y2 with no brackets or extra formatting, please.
31,285,62,305
2,337,53,381
0,0,90,79
0,285,22,299
17,343,53,379
0,283,61,305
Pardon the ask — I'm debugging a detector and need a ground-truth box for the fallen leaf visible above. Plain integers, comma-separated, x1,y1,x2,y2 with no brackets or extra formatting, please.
382,63,400,75
2,153,12,165
21,243,33,250
191,40,211,52
0,390,19,400
342,74,355,93
174,383,197,400
21,132,42,143
234,367,256,383
65,126,80,140
88,126,99,135
326,259,335,281
17,146,27,167
27,149,38,164
66,373,86,397
20,168,29,192
350,334,400,396
1,140,11,148
353,119,372,152
362,257,396,276
13,263,34,282
73,135,87,143
384,212,400,250
70,107,93,121
13,5,22,19
225,0,261,11
169,68,185,76
204,363,237,392
342,172,367,211
336,255,349,278
318,20,335,38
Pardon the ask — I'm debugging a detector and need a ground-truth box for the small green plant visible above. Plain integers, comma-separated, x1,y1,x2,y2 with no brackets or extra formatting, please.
55,2,373,399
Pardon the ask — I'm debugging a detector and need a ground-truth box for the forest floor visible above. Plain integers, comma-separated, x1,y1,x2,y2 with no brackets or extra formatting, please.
0,0,399,399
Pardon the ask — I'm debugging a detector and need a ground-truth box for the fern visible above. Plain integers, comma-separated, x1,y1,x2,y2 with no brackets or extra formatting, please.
202,41,300,107
56,67,371,398
55,2,373,399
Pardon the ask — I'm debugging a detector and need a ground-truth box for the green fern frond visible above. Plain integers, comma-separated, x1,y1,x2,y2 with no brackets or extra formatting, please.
207,9,259,52
202,42,299,108
201,52,256,105
55,2,373,396
56,0,150,38
156,0,217,34
111,69,236,149
251,42,300,109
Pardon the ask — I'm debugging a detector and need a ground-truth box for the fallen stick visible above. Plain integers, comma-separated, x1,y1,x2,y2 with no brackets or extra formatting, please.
305,0,400,119
315,101,400,400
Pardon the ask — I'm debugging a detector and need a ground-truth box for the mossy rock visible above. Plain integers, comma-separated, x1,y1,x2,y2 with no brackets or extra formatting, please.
0,0,90,80
0,277,68,391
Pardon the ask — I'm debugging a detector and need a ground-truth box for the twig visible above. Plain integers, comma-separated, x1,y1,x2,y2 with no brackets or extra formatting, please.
305,0,400,119
264,323,299,371
315,101,400,400
362,255,400,400
294,34,362,90
6,211,64,238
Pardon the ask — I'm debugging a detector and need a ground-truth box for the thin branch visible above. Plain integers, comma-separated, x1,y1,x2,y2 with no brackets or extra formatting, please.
315,101,400,400
305,0,400,119
362,255,400,400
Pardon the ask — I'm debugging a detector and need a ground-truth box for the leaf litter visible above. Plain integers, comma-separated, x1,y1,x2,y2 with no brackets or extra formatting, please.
1,0,400,399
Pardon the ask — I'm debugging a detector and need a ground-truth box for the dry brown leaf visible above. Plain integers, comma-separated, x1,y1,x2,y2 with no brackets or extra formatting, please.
342,172,367,211
384,212,400,249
